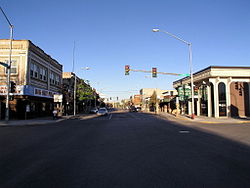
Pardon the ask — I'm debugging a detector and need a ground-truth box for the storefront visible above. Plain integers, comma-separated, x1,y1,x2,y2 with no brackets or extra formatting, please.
0,85,60,119
173,66,250,118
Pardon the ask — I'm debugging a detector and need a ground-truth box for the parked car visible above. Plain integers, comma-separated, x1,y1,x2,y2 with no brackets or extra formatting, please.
136,107,142,112
129,106,137,112
97,108,108,116
90,107,98,114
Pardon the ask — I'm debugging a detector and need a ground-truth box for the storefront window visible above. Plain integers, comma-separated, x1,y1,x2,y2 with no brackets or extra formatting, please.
218,82,227,116
200,85,208,116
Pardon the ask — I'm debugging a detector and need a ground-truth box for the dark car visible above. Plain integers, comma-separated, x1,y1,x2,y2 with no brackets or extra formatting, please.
129,106,137,112
136,107,142,112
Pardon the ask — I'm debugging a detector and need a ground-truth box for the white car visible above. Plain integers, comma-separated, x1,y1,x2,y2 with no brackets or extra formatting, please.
90,107,98,114
97,108,108,116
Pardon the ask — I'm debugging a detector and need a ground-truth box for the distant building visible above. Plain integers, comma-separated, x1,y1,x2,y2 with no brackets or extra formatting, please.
162,90,178,102
132,95,142,107
173,66,250,118
62,72,99,114
0,40,62,119
62,72,83,115
140,88,169,101
140,88,170,111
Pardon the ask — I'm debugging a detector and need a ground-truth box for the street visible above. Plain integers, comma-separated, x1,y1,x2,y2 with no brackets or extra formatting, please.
1,111,250,188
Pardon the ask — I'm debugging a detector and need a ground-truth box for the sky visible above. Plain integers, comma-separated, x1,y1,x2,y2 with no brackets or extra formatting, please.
0,0,250,100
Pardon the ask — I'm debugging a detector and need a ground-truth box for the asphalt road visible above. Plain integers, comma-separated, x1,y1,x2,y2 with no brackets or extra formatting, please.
1,111,250,188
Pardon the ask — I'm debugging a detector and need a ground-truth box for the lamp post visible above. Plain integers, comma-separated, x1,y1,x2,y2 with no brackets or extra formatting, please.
152,28,195,119
73,67,90,116
0,7,14,122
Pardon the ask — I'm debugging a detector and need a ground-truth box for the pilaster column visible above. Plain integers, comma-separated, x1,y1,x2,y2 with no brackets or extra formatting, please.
248,83,250,116
197,90,201,116
226,78,232,117
210,78,219,118
188,100,192,115
214,81,219,118
207,84,212,117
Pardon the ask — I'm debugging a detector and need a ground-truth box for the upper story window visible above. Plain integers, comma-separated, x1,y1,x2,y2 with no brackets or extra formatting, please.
5,60,17,74
39,67,43,80
30,63,34,77
30,60,48,82
34,64,38,78
55,75,60,85
50,72,55,84
43,69,47,81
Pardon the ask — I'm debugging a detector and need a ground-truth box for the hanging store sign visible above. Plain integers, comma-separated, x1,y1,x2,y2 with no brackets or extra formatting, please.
54,94,63,102
178,86,191,101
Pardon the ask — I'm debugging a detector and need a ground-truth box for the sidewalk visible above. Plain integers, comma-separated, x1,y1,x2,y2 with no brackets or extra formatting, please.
157,112,250,146
0,113,96,127
157,111,250,125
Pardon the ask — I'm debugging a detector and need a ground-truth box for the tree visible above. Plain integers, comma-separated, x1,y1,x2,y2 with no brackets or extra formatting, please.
149,91,158,112
76,81,94,101
150,91,157,105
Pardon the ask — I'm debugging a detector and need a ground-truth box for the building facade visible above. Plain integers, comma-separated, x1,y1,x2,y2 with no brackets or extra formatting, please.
132,95,142,107
173,66,250,118
62,72,80,115
0,40,62,119
140,88,170,111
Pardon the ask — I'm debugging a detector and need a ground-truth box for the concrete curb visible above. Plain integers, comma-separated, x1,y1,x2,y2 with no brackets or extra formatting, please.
0,118,65,127
0,114,96,127
155,112,250,125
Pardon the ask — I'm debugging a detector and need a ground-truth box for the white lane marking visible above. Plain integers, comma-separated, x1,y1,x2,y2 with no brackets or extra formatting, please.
179,130,190,134
109,114,113,120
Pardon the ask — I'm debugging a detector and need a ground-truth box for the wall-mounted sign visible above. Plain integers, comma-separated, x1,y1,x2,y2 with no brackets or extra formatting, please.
54,94,63,102
0,85,60,99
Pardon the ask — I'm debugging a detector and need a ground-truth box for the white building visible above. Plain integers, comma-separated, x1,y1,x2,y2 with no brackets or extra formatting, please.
173,66,250,118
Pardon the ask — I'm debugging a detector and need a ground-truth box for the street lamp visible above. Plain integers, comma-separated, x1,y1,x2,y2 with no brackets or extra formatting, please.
152,28,195,119
0,7,14,122
73,67,90,116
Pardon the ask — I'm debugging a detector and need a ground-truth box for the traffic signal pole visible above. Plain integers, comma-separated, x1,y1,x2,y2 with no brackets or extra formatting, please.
5,25,13,122
125,67,190,77
0,7,14,122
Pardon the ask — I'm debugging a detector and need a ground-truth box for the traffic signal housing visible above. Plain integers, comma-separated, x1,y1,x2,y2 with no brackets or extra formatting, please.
125,65,130,75
152,67,157,78
10,81,16,93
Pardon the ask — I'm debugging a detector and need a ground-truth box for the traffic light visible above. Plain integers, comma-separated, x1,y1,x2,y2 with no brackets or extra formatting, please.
194,86,199,95
152,67,157,78
125,65,130,75
10,81,16,93
9,95,14,101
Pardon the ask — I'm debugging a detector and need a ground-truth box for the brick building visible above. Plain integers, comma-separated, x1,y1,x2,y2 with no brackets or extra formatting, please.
0,40,62,119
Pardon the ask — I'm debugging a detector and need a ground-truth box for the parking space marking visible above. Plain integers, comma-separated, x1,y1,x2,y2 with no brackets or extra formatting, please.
179,130,190,134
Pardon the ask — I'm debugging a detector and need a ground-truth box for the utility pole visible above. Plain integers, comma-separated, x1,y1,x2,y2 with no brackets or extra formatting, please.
0,7,14,122
152,28,195,119
72,42,76,116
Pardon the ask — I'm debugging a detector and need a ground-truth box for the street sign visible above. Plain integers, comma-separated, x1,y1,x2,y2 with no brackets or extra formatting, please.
179,74,190,77
178,86,191,101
